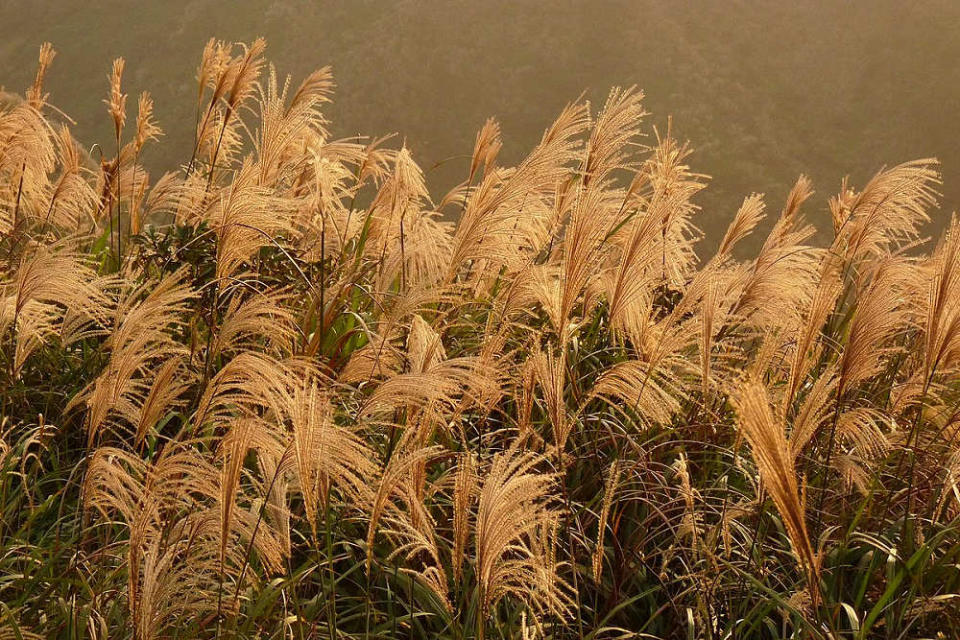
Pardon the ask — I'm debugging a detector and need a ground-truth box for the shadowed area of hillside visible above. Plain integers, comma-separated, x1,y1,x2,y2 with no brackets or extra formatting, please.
2,0,958,250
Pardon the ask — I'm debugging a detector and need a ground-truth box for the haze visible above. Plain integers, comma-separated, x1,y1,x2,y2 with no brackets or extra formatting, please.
2,0,958,250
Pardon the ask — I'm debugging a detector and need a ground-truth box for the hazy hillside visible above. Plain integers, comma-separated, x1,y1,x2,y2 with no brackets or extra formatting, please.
2,0,958,250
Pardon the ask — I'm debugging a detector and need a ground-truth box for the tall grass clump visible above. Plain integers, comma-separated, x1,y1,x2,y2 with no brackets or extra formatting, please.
2,40,960,639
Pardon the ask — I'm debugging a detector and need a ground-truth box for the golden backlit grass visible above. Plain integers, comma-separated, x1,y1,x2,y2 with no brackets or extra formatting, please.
2,40,960,639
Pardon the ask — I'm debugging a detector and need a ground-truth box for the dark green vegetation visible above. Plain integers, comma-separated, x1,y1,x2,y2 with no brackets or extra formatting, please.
1,39,960,639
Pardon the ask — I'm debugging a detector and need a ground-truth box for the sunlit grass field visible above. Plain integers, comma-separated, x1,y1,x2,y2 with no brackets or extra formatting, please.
2,40,959,639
